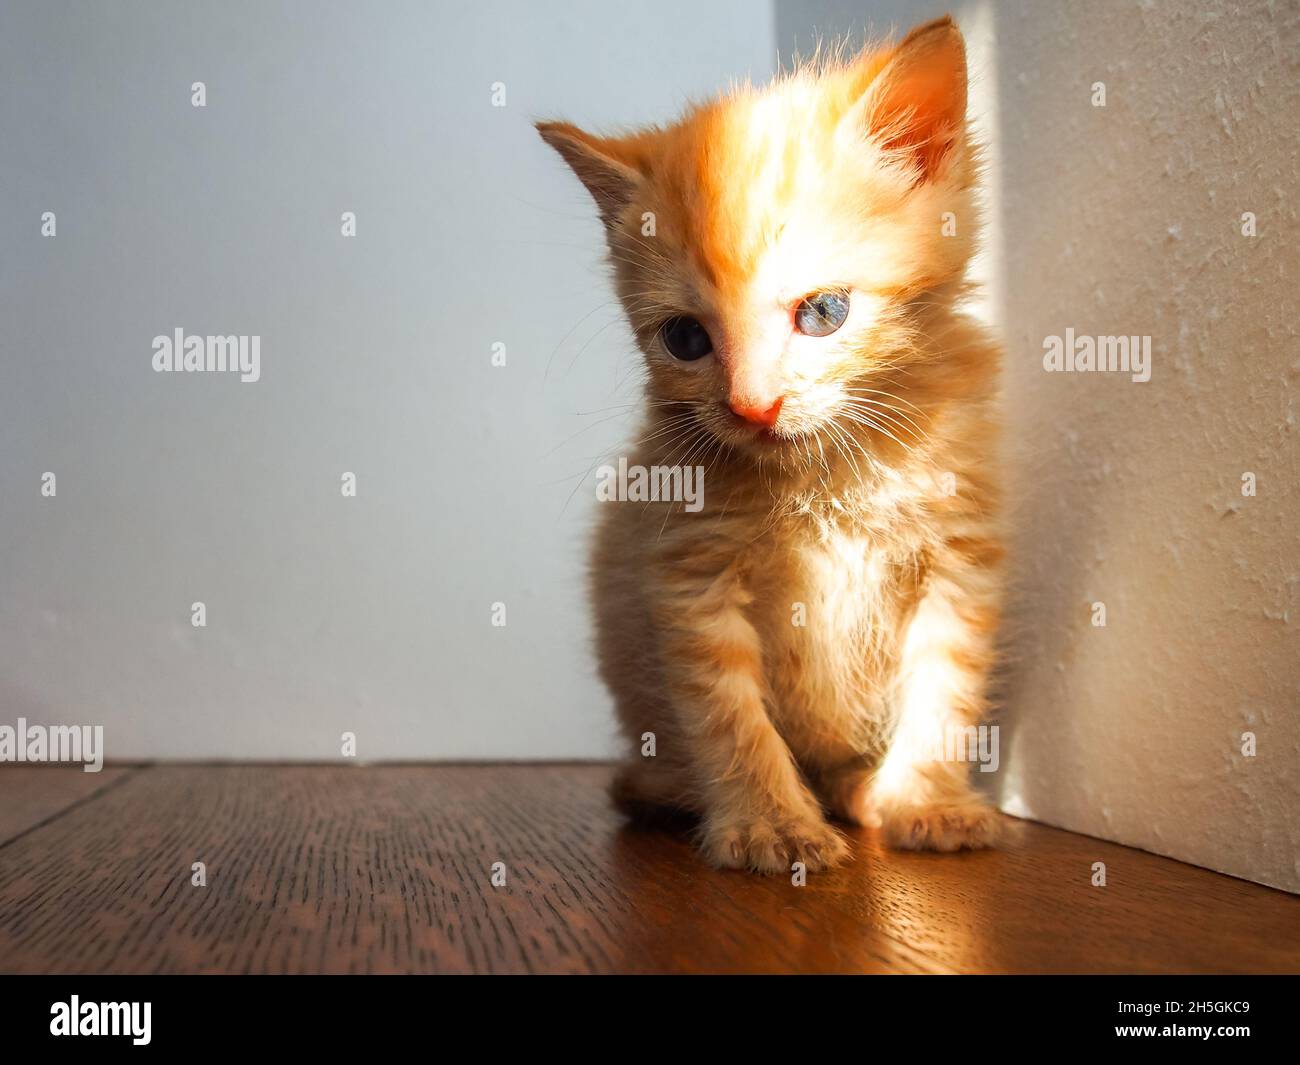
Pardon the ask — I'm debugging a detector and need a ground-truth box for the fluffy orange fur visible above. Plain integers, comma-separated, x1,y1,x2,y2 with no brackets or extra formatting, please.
540,16,1004,873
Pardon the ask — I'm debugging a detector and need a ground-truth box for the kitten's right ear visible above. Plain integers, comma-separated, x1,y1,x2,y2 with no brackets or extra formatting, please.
536,121,640,227
842,15,968,183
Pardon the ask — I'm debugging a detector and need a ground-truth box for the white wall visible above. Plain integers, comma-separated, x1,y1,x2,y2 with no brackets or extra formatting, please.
0,0,775,760
986,0,1300,894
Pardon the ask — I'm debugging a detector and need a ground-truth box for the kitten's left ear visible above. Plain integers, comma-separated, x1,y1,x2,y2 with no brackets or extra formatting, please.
844,15,968,182
536,121,640,227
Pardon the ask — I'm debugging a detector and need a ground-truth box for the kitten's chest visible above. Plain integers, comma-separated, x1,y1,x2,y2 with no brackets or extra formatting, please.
749,516,927,677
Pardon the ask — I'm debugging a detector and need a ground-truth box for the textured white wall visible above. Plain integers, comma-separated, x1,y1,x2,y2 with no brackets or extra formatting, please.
989,0,1300,893
0,0,775,761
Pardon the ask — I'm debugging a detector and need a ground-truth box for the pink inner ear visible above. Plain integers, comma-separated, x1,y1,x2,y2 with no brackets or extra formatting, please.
871,42,967,180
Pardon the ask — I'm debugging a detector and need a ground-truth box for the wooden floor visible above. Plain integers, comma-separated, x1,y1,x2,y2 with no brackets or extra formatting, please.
0,764,1296,974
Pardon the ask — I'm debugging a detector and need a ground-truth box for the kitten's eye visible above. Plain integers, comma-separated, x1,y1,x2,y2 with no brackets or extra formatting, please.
794,291,850,337
660,316,713,361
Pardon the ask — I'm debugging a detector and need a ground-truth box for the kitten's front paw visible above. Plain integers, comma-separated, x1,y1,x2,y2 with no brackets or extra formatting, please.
700,811,849,874
880,799,1001,852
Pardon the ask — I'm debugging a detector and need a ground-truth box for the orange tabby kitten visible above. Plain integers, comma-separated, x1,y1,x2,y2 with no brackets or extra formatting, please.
540,15,1003,872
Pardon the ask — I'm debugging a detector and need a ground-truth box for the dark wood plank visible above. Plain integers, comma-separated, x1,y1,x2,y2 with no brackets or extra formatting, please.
0,765,1295,974
0,766,135,845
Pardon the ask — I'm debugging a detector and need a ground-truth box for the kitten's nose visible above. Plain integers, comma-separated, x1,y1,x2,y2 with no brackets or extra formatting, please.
728,395,784,428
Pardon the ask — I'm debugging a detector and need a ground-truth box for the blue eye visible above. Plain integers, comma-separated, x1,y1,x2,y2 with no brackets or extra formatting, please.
660,316,712,361
794,291,850,336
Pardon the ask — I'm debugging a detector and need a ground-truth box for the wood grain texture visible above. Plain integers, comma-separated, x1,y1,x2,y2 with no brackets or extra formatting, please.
0,766,136,845
0,764,1295,974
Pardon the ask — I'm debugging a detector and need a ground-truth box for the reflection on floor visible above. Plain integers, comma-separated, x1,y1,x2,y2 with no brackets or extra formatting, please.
0,764,1296,974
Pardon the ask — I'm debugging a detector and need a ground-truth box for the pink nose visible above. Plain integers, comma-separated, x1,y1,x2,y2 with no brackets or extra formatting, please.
729,396,784,428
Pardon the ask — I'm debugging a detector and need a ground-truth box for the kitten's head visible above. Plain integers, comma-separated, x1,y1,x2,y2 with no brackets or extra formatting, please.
539,16,980,468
